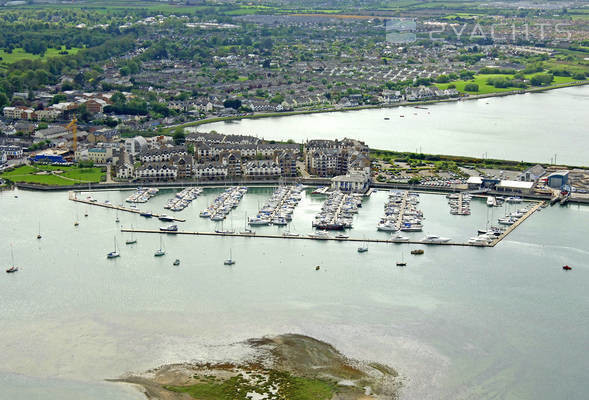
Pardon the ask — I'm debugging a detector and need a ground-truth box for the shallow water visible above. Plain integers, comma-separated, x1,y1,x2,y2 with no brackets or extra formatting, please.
0,188,588,399
200,85,589,166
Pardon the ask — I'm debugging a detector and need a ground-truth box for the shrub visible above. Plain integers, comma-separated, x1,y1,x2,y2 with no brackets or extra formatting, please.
464,83,479,92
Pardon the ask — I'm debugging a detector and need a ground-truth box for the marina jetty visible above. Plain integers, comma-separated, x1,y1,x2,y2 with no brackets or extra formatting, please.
68,191,186,222
68,187,544,248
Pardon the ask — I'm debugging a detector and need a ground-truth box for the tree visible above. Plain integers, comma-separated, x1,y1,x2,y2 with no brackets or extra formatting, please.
435,74,450,83
0,92,8,109
76,104,92,122
464,83,479,92
173,128,185,145
112,91,126,105
51,94,67,105
530,73,554,86
223,99,241,110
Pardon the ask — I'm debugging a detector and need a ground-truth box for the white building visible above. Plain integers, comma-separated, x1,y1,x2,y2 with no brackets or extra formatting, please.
194,162,228,180
330,167,371,193
244,160,281,179
135,163,178,181
0,145,24,159
518,164,546,182
124,136,148,156
495,180,534,195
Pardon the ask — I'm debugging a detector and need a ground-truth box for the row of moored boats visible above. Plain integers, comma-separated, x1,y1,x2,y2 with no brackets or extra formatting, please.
377,191,423,232
248,184,304,226
164,187,203,212
447,193,472,215
125,187,159,203
199,186,247,221
312,191,363,231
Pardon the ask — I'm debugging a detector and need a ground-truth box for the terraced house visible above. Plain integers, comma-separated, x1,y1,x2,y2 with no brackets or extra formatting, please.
138,146,188,163
135,163,178,181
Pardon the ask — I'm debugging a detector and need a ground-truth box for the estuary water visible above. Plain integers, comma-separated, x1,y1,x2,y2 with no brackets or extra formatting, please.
199,85,589,166
1,187,588,400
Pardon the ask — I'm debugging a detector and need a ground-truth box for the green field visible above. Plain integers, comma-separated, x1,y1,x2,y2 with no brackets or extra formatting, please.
165,370,335,400
1,165,104,186
0,47,82,65
435,73,579,94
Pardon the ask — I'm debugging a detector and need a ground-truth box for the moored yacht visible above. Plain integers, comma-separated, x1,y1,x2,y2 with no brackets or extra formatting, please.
421,235,451,244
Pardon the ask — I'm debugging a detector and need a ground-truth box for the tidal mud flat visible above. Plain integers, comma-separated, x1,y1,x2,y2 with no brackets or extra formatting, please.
112,334,402,400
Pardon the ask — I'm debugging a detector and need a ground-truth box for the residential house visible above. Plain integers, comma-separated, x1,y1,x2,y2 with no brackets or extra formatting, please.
124,136,148,156
170,154,193,179
244,160,281,180
135,163,178,181
0,145,24,159
139,146,187,163
193,162,227,180
115,151,134,180
275,150,297,177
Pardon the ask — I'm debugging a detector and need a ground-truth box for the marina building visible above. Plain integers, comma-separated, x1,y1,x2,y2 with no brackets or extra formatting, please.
518,164,546,182
331,167,371,194
495,180,534,195
547,171,569,189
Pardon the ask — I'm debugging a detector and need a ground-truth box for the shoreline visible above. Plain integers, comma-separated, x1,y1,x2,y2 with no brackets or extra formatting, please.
13,180,589,205
165,80,589,133
109,334,401,400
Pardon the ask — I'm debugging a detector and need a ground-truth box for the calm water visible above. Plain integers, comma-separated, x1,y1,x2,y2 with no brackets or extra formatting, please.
199,85,589,166
1,187,588,400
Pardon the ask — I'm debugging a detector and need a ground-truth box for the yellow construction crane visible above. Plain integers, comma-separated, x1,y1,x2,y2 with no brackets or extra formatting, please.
66,116,78,152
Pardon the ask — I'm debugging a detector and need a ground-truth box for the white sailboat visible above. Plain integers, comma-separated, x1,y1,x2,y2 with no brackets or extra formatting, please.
6,245,18,273
154,236,165,257
357,237,368,253
125,225,137,245
107,236,120,259
396,246,407,266
224,249,235,265
37,222,42,239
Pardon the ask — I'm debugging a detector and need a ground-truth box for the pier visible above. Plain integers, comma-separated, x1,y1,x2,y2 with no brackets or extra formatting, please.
395,191,408,231
120,227,479,246
68,192,186,222
488,201,544,247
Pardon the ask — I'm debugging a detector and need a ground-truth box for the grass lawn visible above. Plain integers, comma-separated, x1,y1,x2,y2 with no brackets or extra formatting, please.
0,47,82,65
1,164,104,186
435,73,580,94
